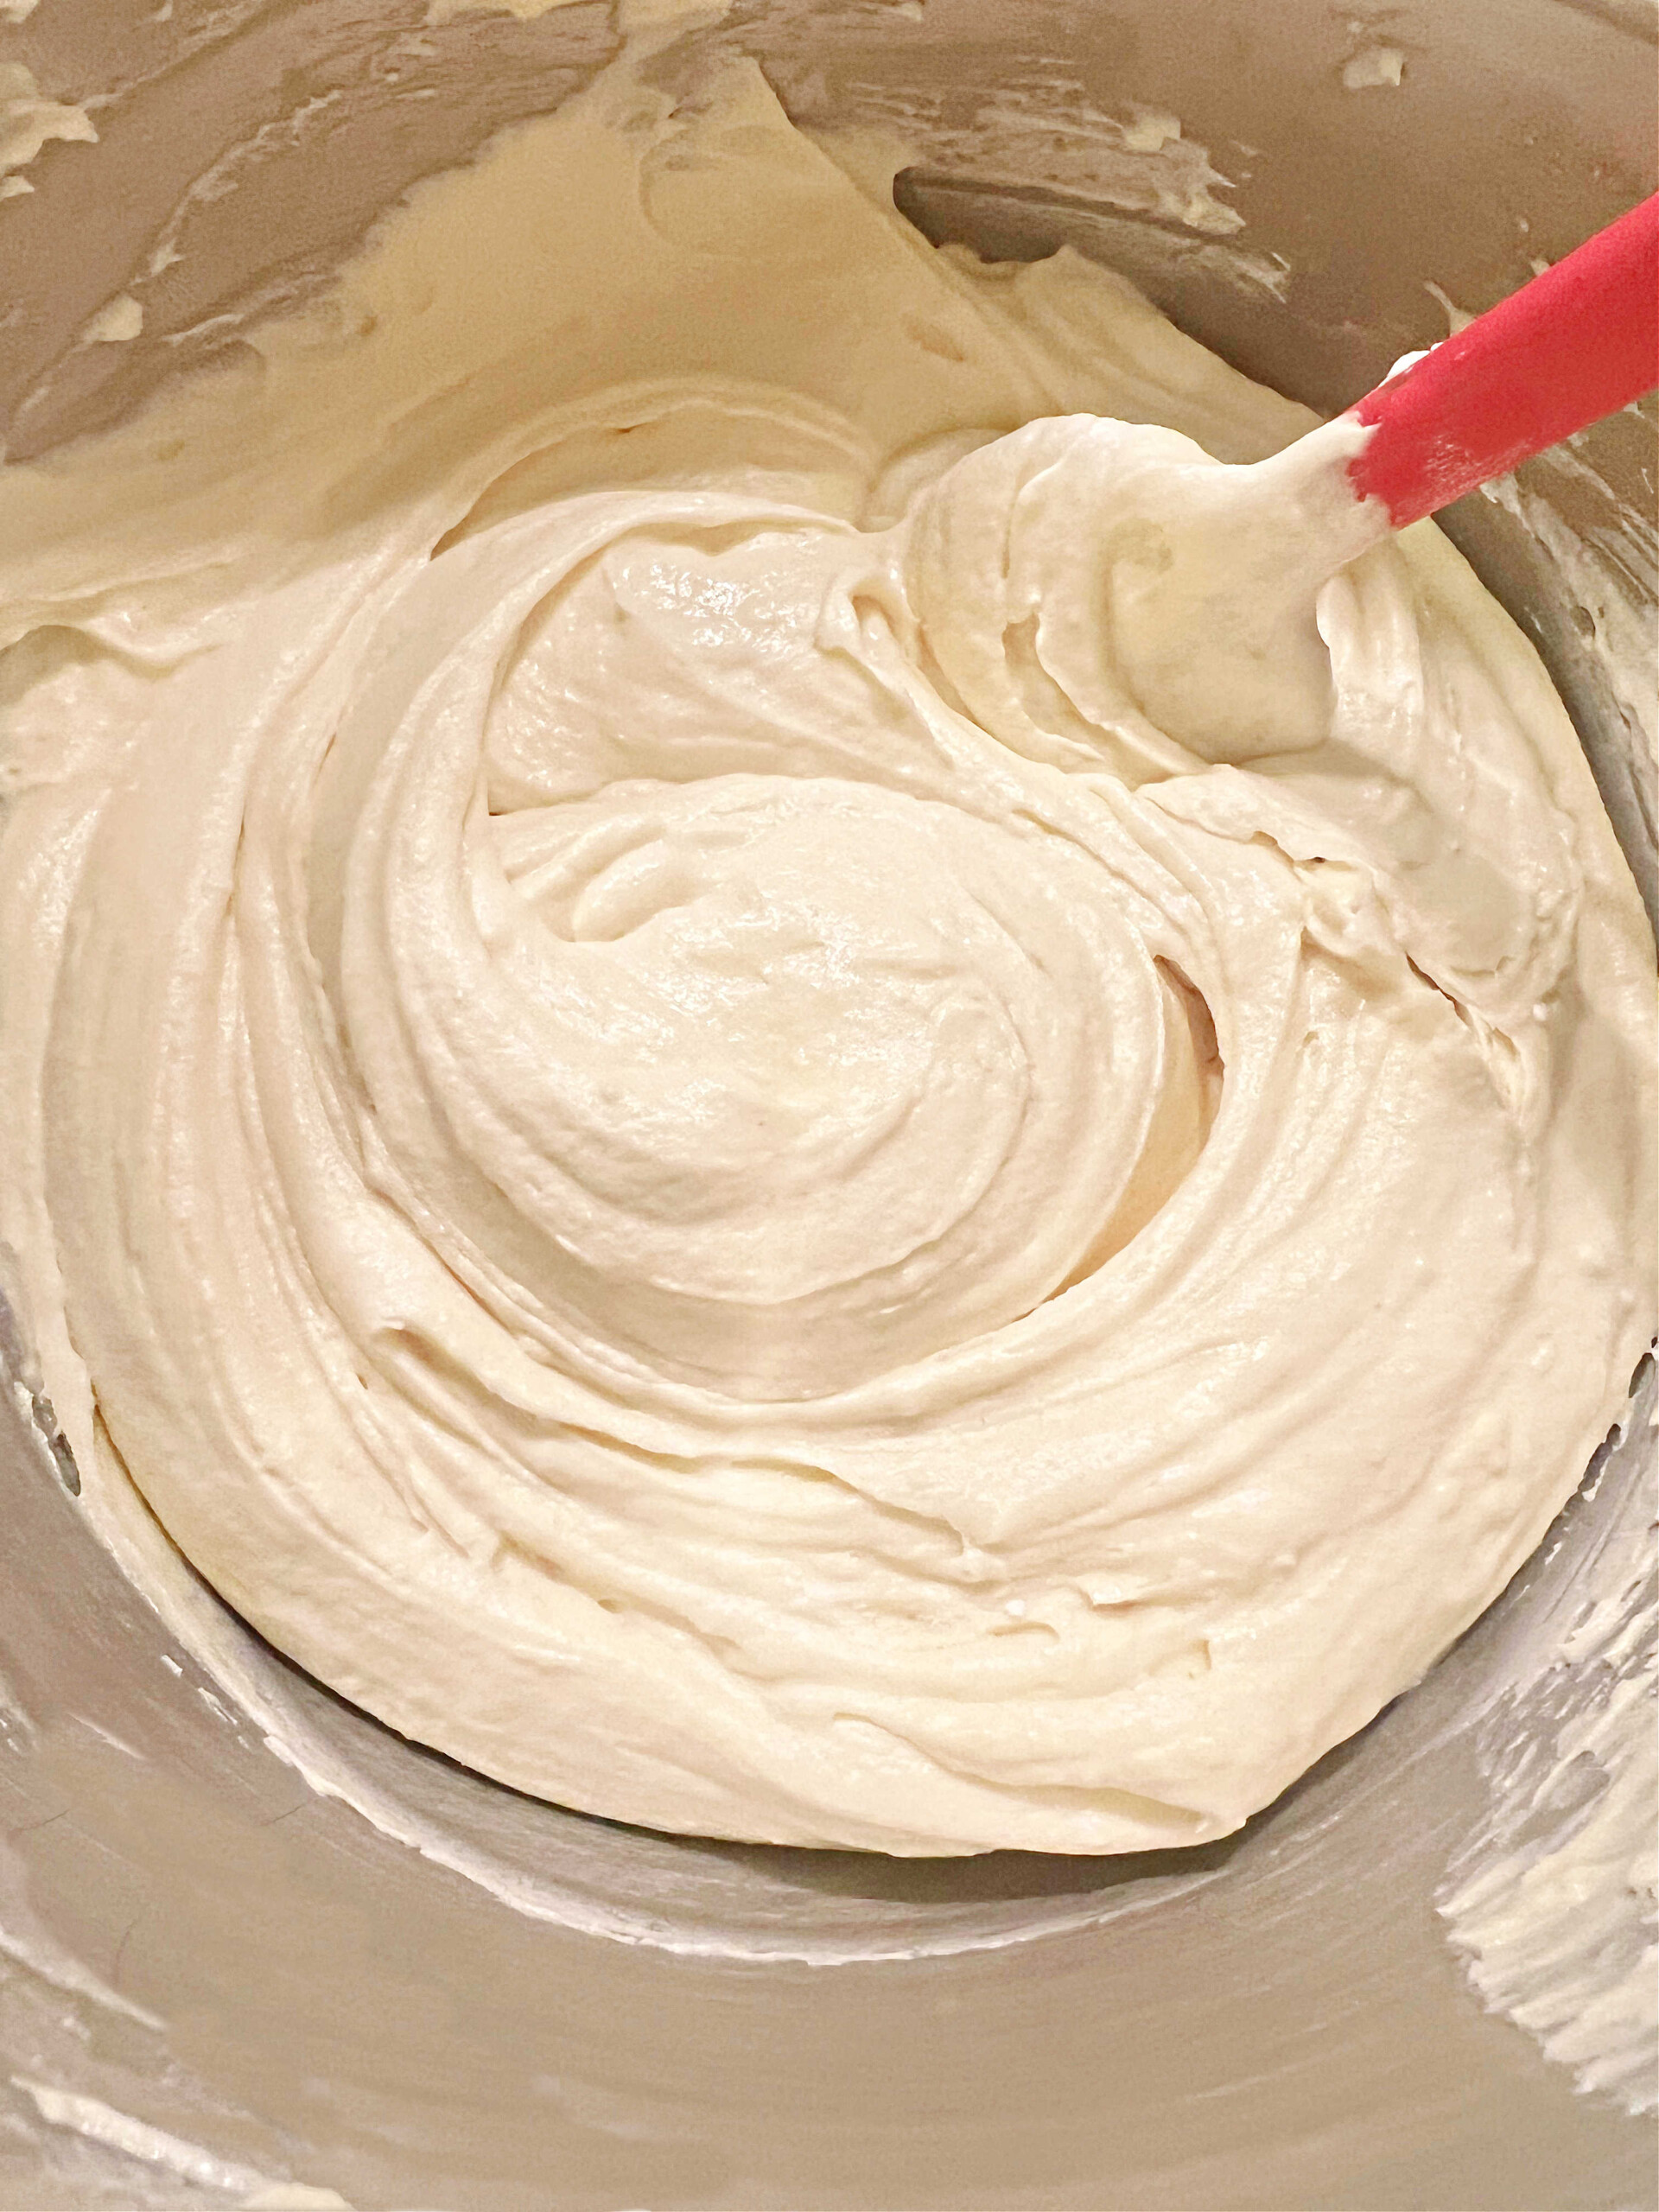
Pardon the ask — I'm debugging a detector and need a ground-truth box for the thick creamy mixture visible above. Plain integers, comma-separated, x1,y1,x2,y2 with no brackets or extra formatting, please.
0,54,1652,1855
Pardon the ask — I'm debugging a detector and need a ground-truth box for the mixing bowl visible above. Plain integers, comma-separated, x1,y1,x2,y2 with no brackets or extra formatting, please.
1,0,1653,2202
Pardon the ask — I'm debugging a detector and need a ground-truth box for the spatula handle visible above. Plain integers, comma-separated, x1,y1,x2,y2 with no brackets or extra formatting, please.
1346,193,1659,530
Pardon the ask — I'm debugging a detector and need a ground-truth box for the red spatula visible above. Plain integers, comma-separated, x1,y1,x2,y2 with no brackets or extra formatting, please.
1108,192,1659,755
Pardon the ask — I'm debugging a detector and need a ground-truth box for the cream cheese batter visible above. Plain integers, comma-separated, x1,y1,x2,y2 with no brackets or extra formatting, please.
0,51,1652,1854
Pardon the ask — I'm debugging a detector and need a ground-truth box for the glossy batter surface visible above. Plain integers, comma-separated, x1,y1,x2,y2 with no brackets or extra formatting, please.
1,54,1652,1853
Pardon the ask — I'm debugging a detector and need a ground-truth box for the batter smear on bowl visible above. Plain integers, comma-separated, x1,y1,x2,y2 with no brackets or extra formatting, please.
0,50,1652,1854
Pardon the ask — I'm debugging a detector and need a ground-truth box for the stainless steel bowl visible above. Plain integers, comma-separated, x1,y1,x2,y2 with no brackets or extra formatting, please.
2,1,1653,2202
